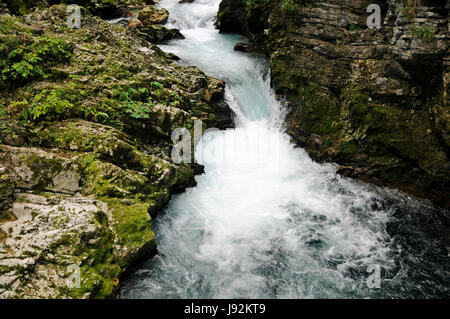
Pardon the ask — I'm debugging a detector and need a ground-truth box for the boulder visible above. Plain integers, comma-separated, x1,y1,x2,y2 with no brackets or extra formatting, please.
216,0,247,33
138,24,184,43
138,5,169,26
0,193,120,298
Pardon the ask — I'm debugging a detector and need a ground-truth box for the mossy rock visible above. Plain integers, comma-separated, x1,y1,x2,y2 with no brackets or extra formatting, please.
102,198,157,268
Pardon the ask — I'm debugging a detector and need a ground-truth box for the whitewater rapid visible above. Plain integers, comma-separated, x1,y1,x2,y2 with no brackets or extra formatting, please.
121,0,450,298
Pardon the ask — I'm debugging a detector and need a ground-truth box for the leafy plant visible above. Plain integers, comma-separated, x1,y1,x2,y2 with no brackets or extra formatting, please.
0,35,74,89
349,24,359,32
246,0,256,16
150,81,164,99
281,0,298,15
169,92,183,107
410,25,436,43
150,81,164,90
125,103,152,119
29,88,75,120
0,103,6,117
84,154,97,167
119,86,154,119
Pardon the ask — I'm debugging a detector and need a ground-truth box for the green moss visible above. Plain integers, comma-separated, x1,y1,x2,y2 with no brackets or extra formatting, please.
52,210,122,299
65,248,121,299
20,154,66,190
101,197,157,269
295,85,341,136
103,198,155,248
0,23,74,89
339,141,361,156
82,159,156,198
82,160,127,197
76,149,166,279
175,165,195,187
341,86,371,117
37,121,101,151
270,56,297,95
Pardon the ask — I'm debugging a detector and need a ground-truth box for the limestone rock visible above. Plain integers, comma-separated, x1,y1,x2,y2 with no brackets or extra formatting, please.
138,24,184,43
0,4,234,298
138,5,169,26
1,146,81,195
0,193,114,298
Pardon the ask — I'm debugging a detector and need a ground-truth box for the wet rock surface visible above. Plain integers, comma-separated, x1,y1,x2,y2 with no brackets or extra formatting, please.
0,2,233,298
217,0,449,210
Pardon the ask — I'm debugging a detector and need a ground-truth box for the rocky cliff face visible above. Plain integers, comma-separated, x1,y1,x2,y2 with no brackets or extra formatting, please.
218,0,449,209
0,3,232,298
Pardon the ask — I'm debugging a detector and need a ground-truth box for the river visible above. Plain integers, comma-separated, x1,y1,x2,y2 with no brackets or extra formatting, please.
120,0,450,299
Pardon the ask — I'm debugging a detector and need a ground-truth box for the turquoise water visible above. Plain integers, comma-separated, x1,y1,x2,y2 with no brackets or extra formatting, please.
120,0,450,299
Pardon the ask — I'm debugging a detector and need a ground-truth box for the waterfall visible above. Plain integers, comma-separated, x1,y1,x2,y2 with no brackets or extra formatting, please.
121,0,450,299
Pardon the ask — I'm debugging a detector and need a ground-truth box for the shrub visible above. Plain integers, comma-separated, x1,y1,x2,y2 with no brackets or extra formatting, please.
410,25,436,43
119,86,154,119
28,88,75,120
0,35,74,89
281,0,298,15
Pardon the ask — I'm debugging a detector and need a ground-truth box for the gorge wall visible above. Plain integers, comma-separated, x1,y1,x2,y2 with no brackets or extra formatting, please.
0,1,232,298
217,0,450,209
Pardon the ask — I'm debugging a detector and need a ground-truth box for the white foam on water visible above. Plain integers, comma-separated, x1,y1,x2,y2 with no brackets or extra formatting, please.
120,0,448,299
